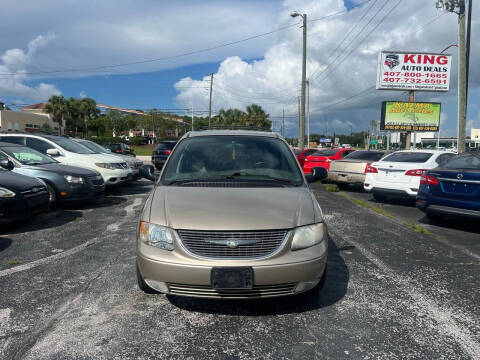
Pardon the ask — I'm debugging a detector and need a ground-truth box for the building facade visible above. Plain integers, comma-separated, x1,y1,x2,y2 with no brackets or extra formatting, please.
0,103,64,135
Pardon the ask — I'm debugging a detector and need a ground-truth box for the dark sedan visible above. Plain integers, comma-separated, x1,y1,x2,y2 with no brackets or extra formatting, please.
416,152,480,220
0,142,105,205
0,160,50,223
152,141,177,170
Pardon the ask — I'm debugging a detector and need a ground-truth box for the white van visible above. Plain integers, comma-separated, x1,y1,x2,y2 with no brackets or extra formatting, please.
0,134,132,186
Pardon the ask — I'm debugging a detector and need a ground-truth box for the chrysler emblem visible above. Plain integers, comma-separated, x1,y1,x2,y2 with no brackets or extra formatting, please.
457,173,464,180
226,239,239,249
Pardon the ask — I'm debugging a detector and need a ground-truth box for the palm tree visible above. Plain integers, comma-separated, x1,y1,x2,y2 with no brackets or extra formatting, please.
245,104,270,128
78,98,99,138
44,96,69,135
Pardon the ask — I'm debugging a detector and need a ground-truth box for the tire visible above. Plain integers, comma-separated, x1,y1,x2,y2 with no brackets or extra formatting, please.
45,182,57,206
136,263,158,294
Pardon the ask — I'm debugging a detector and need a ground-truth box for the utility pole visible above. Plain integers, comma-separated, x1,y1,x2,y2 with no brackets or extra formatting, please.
306,79,310,148
405,90,414,150
297,96,301,145
208,73,213,127
191,106,194,131
436,0,467,153
290,12,307,149
282,108,285,138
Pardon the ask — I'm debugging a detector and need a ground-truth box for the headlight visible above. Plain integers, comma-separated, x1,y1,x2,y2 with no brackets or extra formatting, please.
95,163,118,170
291,223,327,251
0,187,15,198
64,175,84,184
138,221,174,251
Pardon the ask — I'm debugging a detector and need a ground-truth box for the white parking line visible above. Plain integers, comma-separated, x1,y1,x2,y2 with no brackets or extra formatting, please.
330,229,480,359
0,198,143,278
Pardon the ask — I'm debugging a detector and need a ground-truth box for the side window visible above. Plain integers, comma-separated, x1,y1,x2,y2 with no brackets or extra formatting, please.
26,138,55,154
0,136,25,145
340,151,348,158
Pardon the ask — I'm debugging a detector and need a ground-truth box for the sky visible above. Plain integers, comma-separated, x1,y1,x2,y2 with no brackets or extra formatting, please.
0,0,479,138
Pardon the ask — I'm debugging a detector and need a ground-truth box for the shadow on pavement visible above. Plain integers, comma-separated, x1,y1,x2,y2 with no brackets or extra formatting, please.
106,180,153,197
0,210,83,235
167,238,349,315
0,237,12,252
419,214,480,234
59,196,127,211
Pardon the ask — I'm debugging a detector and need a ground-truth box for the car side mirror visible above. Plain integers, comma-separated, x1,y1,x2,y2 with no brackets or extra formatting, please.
139,164,157,182
305,167,328,183
0,159,14,171
46,148,61,157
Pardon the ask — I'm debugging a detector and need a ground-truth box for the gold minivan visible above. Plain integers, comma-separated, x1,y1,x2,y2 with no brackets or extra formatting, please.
137,130,328,299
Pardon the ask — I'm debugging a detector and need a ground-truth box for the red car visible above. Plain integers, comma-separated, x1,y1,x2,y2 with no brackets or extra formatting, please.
303,148,355,174
294,148,318,167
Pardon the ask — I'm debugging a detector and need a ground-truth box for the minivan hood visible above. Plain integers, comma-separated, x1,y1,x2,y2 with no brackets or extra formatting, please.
149,186,315,231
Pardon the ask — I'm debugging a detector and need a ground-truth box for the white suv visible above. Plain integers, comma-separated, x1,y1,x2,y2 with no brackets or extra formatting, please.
364,150,456,201
0,134,132,186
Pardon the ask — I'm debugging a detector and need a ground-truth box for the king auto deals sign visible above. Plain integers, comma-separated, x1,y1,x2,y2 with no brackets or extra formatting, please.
376,51,452,92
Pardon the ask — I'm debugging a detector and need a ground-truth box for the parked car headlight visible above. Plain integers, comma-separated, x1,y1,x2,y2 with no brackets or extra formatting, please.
138,221,174,251
0,187,16,198
95,163,118,170
291,223,327,251
64,175,84,184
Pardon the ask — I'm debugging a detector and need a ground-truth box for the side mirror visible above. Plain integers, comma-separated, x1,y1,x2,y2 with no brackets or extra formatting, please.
305,167,328,183
139,164,157,182
46,148,61,157
0,159,14,171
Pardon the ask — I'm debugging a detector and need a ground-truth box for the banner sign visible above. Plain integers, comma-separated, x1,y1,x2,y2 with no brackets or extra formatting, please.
319,138,332,143
376,51,451,92
380,101,441,131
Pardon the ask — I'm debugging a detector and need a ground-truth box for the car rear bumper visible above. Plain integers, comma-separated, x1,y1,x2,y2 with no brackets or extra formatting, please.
366,187,416,198
416,198,480,219
328,171,365,184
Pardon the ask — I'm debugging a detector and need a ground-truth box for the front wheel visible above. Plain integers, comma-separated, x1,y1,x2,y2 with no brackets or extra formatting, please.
45,182,57,206
136,263,158,294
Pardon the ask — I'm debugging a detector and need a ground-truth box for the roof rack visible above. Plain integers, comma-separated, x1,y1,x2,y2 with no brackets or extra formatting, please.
194,125,272,132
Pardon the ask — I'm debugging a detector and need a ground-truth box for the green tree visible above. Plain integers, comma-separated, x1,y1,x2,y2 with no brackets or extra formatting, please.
245,104,271,128
78,98,99,138
44,95,69,135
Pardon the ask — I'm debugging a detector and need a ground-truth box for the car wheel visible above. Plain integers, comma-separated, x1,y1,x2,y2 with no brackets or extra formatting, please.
427,213,443,222
45,182,57,205
136,263,158,294
373,193,386,202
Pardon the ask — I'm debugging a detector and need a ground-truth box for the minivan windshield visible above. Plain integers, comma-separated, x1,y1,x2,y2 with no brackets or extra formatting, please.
161,135,303,186
50,138,96,154
1,146,57,165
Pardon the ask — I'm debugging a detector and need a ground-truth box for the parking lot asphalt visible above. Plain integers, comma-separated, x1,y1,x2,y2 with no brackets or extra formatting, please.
0,181,479,359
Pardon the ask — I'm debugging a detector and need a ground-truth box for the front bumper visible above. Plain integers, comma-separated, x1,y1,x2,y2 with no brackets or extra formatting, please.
0,192,49,223
99,168,133,186
137,232,328,299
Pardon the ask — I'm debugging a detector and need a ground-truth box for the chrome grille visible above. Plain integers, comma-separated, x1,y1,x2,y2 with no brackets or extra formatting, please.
167,283,296,298
87,175,104,187
177,229,288,259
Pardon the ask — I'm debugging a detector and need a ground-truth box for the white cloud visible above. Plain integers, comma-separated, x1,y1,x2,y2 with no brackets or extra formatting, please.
79,91,87,99
0,32,60,102
174,0,480,135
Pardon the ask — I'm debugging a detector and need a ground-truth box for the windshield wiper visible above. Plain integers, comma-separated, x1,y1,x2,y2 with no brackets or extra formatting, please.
164,176,228,185
225,172,299,186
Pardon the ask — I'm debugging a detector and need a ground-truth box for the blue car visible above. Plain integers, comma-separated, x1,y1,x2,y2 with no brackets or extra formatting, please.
416,152,480,220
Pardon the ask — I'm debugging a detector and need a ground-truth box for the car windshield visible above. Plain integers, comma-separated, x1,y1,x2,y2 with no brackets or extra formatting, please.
105,144,121,151
442,154,480,170
161,135,303,186
382,152,433,163
80,141,109,154
2,146,57,165
50,137,96,154
312,149,338,156
344,151,384,161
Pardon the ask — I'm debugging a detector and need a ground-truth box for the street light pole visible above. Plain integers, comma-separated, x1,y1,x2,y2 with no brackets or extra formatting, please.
306,79,310,148
436,0,467,153
291,12,307,149
208,73,213,127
